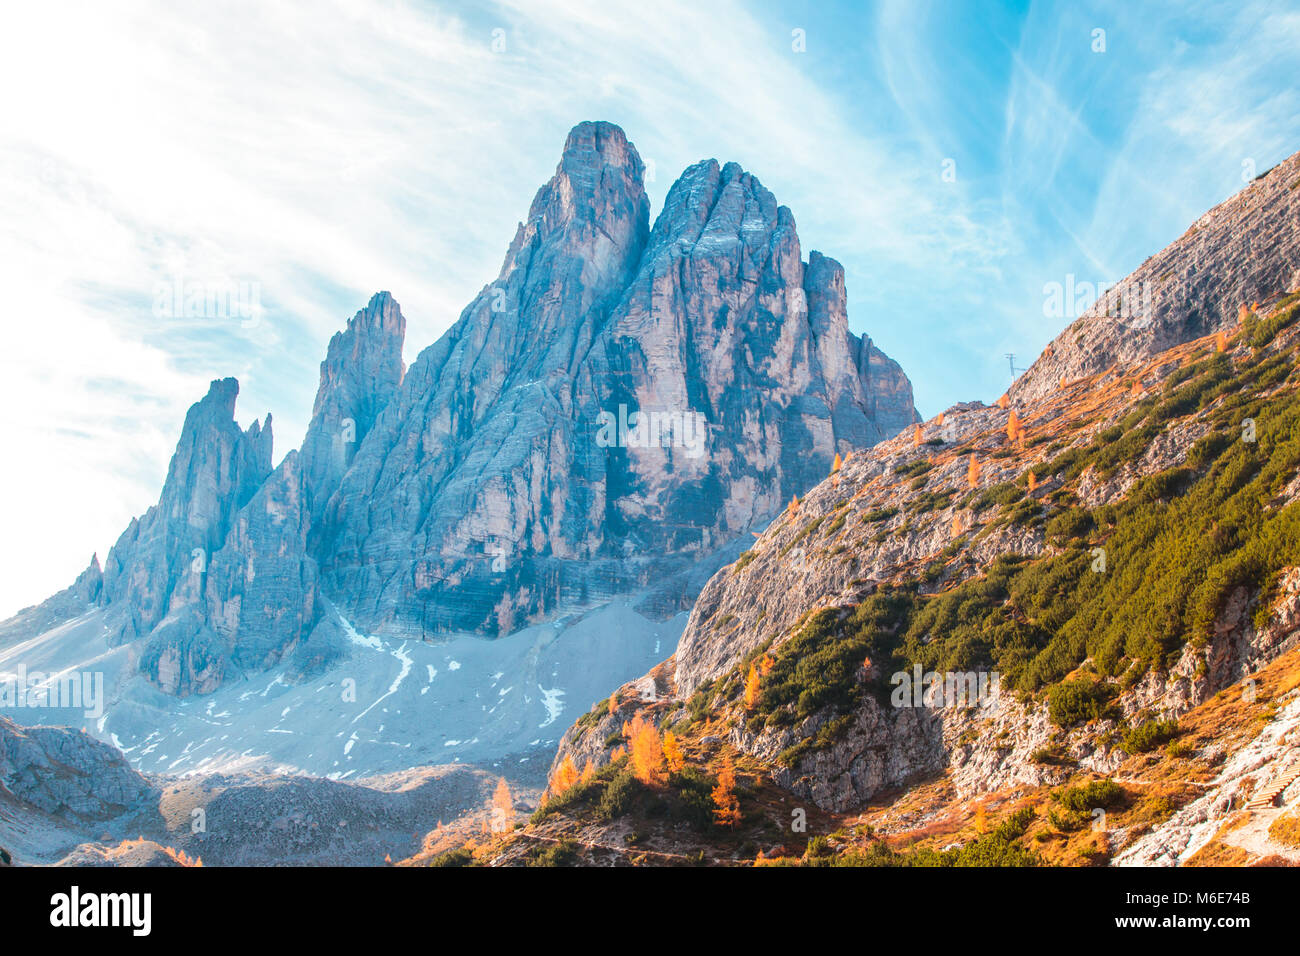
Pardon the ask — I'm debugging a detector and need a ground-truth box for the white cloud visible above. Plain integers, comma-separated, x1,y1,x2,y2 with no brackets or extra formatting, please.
0,0,1296,617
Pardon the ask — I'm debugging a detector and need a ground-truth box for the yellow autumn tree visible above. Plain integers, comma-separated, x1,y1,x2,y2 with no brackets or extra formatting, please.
743,663,762,710
711,759,741,828
579,759,596,784
831,452,843,474
1027,470,1038,492
551,754,580,795
966,455,981,488
627,713,665,785
490,777,514,833
996,393,1010,410
789,493,800,514
912,424,924,446
1215,330,1229,352
1006,409,1022,444
663,730,685,774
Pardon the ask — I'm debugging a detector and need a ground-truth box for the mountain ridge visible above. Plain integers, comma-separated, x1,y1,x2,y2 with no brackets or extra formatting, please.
1,121,916,713
465,146,1300,867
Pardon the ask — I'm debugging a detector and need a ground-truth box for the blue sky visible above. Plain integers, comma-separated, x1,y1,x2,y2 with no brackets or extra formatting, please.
1,0,1298,617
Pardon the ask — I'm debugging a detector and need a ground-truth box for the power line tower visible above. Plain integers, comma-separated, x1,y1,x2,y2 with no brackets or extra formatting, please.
1005,353,1025,380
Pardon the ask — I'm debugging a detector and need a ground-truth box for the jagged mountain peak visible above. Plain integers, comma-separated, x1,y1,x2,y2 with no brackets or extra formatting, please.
558,120,645,185
502,121,651,287
320,291,406,374
8,122,916,704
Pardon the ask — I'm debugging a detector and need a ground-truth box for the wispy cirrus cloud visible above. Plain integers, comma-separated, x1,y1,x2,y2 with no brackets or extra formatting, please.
0,0,1297,617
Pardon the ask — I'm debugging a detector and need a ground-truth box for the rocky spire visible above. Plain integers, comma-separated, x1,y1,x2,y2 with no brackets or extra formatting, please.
299,290,406,528
321,123,916,639
9,120,920,694
99,378,272,644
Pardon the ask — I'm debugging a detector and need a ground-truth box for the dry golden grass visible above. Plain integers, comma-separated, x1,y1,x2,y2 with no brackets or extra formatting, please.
1267,809,1300,849
1185,842,1251,866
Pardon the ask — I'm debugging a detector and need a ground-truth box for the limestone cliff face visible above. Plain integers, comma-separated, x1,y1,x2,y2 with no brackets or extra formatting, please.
140,296,410,695
99,378,272,647
319,126,916,639
7,120,916,695
1013,151,1300,404
547,148,1300,815
300,291,407,533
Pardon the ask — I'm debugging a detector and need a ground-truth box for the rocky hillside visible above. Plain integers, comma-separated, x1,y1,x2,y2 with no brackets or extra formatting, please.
0,715,159,864
0,714,507,866
454,149,1300,866
1,121,915,703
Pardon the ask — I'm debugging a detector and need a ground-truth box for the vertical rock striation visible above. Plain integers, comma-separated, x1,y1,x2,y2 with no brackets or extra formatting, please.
9,121,916,695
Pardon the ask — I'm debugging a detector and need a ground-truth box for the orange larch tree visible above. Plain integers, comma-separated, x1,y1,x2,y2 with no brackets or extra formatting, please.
711,759,741,828
627,713,665,786
966,455,981,488
551,754,580,795
490,777,514,833
743,663,762,710
662,730,685,774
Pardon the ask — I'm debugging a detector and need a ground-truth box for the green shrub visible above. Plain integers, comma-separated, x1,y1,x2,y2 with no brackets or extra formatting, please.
1247,303,1299,349
428,847,475,867
1120,718,1180,754
525,839,579,867
897,460,935,479
1045,508,1093,545
597,768,642,821
1048,680,1118,727
1055,779,1124,812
